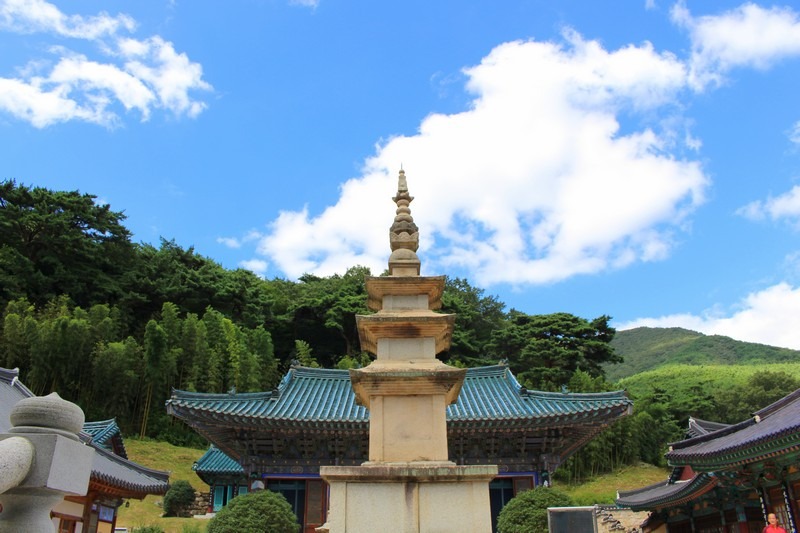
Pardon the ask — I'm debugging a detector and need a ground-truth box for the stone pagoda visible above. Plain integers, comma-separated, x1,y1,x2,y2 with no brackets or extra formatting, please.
319,170,497,532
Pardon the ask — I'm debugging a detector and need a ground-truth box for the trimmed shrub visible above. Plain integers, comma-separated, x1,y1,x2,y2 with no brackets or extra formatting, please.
132,526,164,533
497,487,573,533
207,490,300,533
162,479,197,517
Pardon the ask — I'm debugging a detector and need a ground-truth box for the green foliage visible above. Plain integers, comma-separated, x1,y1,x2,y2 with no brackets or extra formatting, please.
162,479,196,517
488,311,620,390
294,339,319,367
207,490,300,533
131,526,165,533
608,327,800,381
441,276,505,366
619,364,800,425
0,180,135,309
335,352,370,369
714,370,800,422
270,267,371,367
497,487,573,533
9,178,800,472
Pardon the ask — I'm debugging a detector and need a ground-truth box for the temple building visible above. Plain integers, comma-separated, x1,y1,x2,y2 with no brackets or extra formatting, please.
167,169,633,532
616,389,800,532
171,363,632,529
0,367,170,533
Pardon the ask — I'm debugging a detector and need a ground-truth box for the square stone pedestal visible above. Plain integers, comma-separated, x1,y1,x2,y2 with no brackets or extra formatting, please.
318,463,497,533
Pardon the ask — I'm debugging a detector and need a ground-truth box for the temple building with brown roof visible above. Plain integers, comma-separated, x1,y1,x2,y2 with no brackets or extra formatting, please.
617,390,800,532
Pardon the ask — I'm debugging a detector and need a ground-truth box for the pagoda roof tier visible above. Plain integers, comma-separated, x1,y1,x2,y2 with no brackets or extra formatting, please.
666,388,800,470
364,276,445,311
350,361,466,407
616,473,717,510
167,364,632,468
356,312,455,355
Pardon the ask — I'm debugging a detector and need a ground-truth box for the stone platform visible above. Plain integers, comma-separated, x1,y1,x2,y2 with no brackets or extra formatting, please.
319,463,497,533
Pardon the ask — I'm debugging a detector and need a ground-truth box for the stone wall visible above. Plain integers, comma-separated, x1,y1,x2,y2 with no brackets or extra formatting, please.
596,506,650,533
188,491,211,516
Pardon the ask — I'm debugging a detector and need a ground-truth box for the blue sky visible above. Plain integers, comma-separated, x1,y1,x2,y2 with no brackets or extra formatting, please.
2,0,800,350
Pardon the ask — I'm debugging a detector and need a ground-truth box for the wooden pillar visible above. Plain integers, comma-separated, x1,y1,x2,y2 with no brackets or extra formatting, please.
81,491,95,532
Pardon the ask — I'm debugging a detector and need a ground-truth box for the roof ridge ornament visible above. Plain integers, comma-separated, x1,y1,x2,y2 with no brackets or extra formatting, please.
388,169,421,276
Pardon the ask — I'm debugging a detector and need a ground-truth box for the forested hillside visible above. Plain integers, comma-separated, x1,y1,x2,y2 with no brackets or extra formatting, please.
0,181,620,445
3,180,799,483
607,326,800,381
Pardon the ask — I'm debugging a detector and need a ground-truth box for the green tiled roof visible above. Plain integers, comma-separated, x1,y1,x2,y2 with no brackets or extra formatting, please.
171,364,632,475
82,418,129,459
193,445,245,483
83,418,121,445
167,364,632,431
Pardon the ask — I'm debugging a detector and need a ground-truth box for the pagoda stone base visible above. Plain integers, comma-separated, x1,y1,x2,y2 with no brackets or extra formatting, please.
318,463,497,533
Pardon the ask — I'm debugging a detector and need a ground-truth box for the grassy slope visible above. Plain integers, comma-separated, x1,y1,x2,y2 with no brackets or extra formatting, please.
559,463,670,505
606,327,800,381
618,362,800,402
115,439,209,533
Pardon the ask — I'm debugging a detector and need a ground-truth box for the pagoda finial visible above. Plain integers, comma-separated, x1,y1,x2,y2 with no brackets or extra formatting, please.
388,169,421,276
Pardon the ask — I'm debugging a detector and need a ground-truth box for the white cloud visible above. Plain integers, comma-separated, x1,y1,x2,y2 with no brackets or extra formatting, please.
217,237,242,249
49,54,155,117
0,76,108,127
254,32,708,284
737,185,800,226
790,121,800,145
0,0,211,127
672,1,800,89
618,283,800,350
217,230,262,250
239,259,269,277
289,0,320,8
120,37,211,118
0,0,135,39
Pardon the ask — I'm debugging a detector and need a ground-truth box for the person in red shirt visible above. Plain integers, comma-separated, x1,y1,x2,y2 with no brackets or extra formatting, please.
764,513,787,533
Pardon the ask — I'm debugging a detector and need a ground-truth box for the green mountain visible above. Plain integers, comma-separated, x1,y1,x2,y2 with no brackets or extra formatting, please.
605,326,800,382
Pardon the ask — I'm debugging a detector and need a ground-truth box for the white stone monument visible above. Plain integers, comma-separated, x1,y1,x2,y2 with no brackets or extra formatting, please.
0,392,94,532
319,170,497,533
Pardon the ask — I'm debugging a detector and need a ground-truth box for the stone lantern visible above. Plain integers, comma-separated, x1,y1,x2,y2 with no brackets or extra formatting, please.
0,393,94,531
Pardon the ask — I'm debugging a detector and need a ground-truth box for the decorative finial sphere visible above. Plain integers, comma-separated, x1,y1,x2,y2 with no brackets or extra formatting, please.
10,392,85,437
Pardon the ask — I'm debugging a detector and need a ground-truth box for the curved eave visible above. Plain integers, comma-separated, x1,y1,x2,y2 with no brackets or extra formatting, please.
89,443,170,499
89,473,168,500
168,401,630,432
667,432,800,471
616,474,717,510
667,390,800,469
